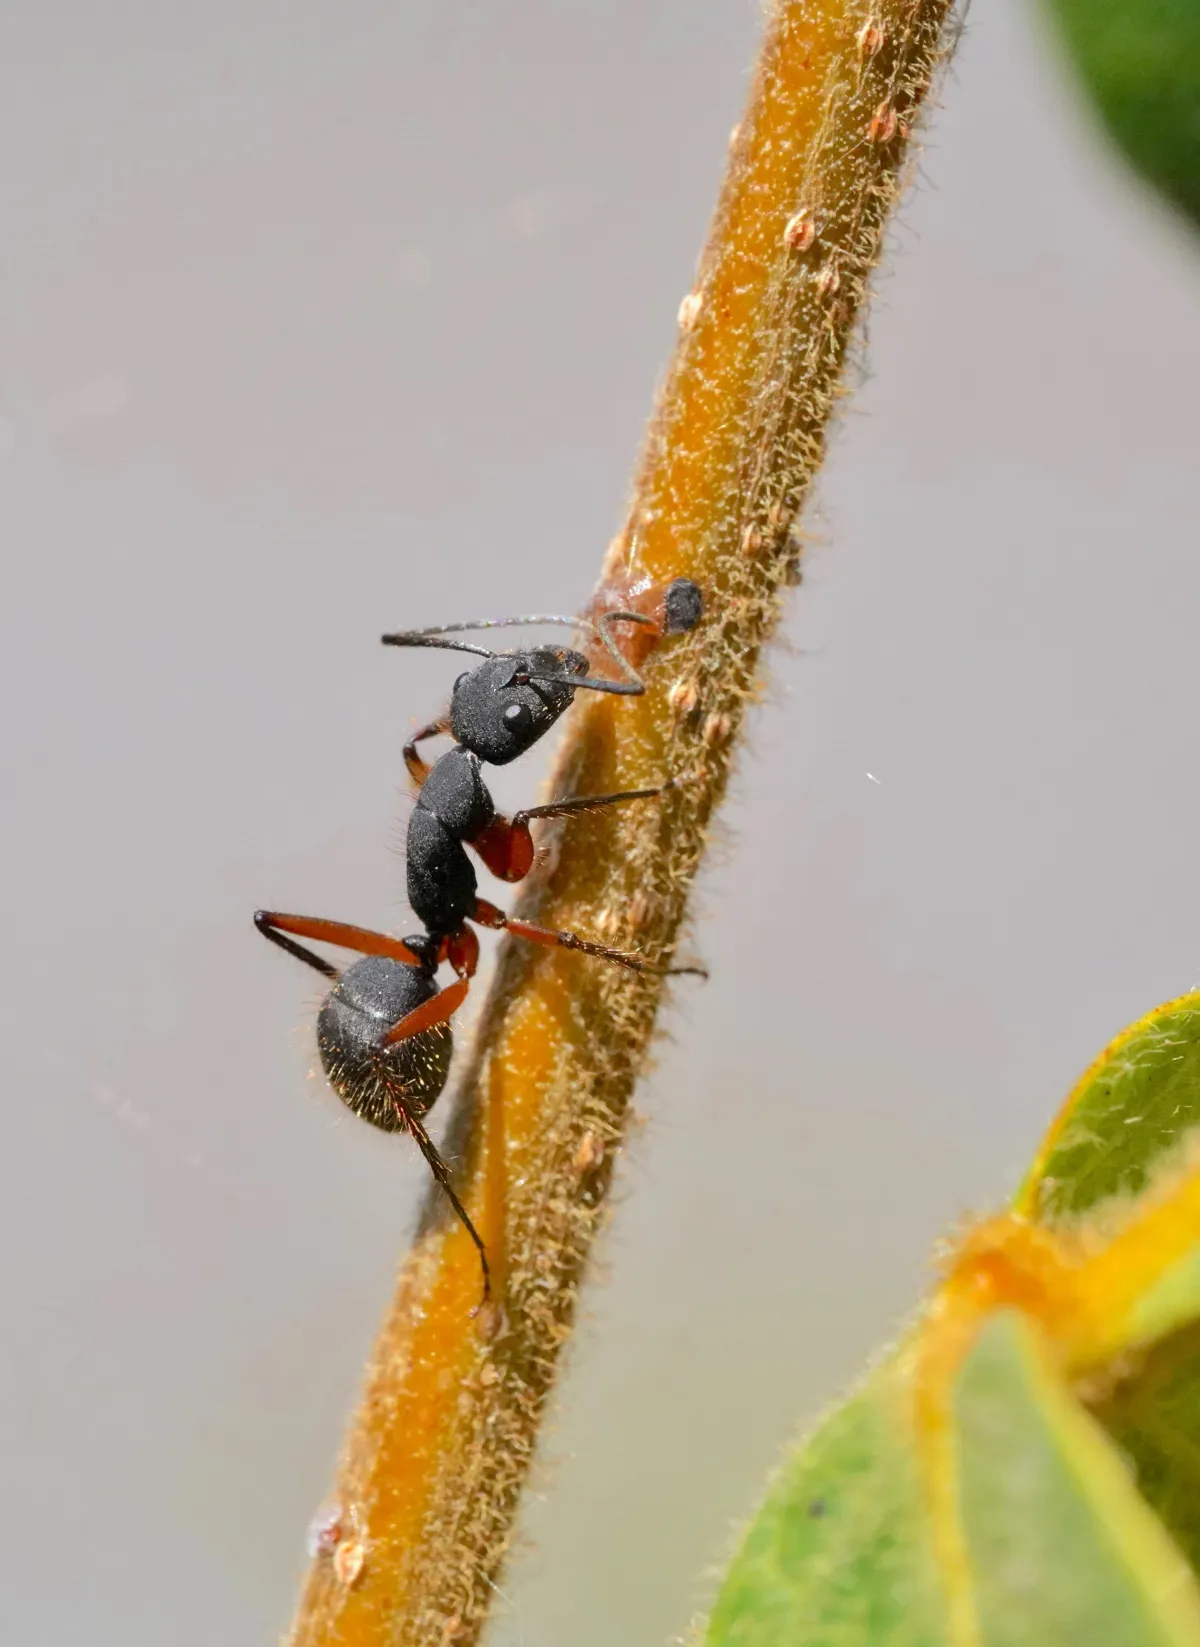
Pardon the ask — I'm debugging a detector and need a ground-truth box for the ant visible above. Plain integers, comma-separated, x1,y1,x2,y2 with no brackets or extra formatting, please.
256,578,705,1303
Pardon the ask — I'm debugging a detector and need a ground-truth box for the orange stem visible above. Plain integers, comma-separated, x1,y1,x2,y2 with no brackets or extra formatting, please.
288,2,959,1642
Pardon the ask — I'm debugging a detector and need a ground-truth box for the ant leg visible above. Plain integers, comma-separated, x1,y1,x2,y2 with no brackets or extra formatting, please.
380,926,478,1046
469,784,675,883
381,976,470,1048
468,817,535,883
402,1107,492,1306
254,911,427,969
472,898,707,978
503,919,707,977
404,719,451,788
446,924,480,978
516,780,675,827
255,914,340,979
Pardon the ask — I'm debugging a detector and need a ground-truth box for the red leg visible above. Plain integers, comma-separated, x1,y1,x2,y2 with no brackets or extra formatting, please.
255,910,426,974
379,925,477,1047
469,784,675,884
381,976,470,1048
472,898,707,977
404,719,451,787
445,924,480,979
469,816,536,883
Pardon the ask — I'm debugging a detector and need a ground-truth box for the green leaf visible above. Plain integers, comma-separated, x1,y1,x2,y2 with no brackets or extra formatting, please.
703,1309,1200,1646
1018,992,1200,1227
702,992,1200,1646
955,1310,1200,1647
1126,1243,1200,1352
1012,994,1200,1604
1094,1318,1200,1591
703,1359,947,1646
1040,0,1200,232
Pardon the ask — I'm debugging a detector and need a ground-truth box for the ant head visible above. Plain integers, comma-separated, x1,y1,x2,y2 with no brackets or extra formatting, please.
316,954,451,1130
449,648,586,765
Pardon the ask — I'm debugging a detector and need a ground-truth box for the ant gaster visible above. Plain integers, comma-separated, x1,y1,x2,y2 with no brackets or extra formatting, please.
256,578,705,1303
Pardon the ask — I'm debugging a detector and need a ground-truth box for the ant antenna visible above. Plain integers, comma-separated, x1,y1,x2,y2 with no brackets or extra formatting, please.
379,634,496,660
381,610,657,695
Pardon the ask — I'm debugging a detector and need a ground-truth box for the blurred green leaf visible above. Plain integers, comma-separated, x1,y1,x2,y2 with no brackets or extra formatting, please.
1096,1317,1200,1589
702,994,1200,1646
954,1309,1200,1647
1041,0,1200,231
704,1308,1200,1646
703,1362,946,1646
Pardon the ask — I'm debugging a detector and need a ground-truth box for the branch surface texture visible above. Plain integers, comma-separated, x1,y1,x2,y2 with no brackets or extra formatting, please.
289,2,958,1641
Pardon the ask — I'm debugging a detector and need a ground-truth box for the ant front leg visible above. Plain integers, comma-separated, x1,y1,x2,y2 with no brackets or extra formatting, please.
404,718,451,788
468,782,678,884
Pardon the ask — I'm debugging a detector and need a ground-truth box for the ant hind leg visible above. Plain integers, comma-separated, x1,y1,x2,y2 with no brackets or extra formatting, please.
254,910,429,973
401,1106,492,1306
380,975,470,1048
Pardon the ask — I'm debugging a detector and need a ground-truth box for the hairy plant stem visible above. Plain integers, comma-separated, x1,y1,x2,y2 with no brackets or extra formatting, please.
288,3,958,1642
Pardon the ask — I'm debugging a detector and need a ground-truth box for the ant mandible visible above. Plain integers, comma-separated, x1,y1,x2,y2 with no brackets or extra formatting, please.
256,578,705,1302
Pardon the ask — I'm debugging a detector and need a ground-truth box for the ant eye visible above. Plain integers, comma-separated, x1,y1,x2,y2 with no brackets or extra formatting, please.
503,702,532,732
453,672,471,693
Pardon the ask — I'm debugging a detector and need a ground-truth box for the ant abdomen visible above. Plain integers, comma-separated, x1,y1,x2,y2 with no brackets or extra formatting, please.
316,955,453,1131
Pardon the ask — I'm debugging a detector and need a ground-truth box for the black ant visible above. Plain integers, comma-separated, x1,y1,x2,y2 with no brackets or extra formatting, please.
256,577,704,1302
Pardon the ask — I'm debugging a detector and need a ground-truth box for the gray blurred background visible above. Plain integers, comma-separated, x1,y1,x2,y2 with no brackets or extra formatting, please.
3,3,1198,1643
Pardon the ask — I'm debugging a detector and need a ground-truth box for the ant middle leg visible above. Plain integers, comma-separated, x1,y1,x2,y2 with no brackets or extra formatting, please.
517,779,678,828
472,898,707,978
469,781,678,884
